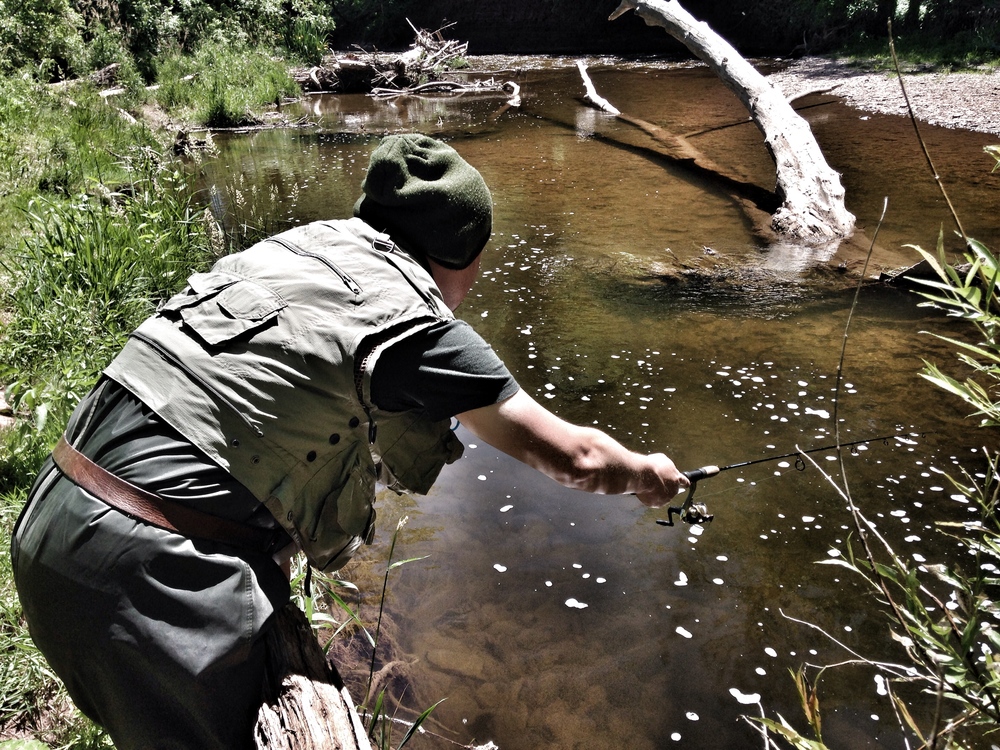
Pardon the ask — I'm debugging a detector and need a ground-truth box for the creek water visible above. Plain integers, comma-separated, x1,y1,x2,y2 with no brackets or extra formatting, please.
198,57,1000,749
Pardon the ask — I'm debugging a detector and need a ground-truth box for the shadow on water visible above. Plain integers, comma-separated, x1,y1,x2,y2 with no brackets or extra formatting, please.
195,56,1000,749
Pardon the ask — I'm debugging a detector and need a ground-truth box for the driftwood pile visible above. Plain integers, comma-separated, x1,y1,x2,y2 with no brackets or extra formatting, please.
294,22,513,102
294,22,466,94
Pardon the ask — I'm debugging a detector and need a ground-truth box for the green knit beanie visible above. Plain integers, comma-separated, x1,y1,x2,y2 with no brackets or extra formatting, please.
354,134,492,270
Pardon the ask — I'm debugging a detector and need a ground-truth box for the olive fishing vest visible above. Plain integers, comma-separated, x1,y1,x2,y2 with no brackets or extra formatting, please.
104,218,464,572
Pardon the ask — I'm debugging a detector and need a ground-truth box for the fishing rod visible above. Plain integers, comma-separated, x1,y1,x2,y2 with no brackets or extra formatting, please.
656,431,926,528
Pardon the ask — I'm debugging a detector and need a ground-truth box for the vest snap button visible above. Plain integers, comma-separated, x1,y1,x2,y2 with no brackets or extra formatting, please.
251,455,260,464
231,439,240,448
349,416,360,428
329,433,341,445
306,450,317,462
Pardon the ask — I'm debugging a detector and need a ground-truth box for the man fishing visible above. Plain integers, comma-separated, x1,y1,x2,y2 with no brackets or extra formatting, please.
10,133,688,749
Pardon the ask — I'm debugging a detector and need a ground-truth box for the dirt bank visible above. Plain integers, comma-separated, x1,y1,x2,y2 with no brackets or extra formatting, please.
767,57,1000,137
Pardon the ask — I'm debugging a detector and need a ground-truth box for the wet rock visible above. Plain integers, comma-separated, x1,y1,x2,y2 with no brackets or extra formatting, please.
424,644,501,681
478,682,530,734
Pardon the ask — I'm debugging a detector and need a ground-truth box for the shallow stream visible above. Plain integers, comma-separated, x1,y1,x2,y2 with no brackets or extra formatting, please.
198,57,1000,749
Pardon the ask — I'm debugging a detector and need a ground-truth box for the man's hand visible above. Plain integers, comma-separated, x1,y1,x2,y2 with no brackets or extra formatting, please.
633,452,688,508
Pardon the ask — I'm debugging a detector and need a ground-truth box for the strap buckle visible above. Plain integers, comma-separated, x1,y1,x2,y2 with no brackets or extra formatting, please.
372,234,395,254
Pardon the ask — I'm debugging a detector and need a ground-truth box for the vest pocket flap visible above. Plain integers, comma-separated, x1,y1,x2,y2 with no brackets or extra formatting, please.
188,271,243,295
161,271,243,312
376,413,464,494
217,280,286,321
309,459,375,542
179,278,287,347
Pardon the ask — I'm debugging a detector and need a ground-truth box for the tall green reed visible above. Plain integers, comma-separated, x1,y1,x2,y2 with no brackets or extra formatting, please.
361,516,441,750
748,39,1000,747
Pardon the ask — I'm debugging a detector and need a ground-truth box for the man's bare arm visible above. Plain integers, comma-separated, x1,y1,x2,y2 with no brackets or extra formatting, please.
456,390,688,507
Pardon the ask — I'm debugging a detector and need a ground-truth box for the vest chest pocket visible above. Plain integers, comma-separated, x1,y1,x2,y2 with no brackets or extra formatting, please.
162,272,287,347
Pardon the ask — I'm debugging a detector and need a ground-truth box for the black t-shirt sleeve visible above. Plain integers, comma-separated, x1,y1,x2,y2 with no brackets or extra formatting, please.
370,319,520,421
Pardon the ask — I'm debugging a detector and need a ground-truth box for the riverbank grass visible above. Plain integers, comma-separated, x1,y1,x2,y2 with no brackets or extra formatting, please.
0,76,163,237
152,41,300,128
0,75,226,748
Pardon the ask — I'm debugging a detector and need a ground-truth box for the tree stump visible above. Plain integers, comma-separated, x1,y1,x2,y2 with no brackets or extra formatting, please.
255,603,373,750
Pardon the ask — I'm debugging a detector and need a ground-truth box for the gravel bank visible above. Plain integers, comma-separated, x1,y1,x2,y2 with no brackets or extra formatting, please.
767,57,1000,136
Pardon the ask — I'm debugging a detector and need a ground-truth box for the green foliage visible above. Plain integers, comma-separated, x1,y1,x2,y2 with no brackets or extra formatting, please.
71,0,334,81
83,26,144,91
0,146,219,430
0,97,257,744
736,0,1000,61
367,690,444,750
0,74,162,235
0,0,86,79
286,516,438,748
285,16,332,67
1,0,334,82
750,236,1000,748
290,557,373,648
282,0,337,66
365,516,427,704
773,452,1000,749
359,516,436,748
153,40,300,128
910,236,1000,427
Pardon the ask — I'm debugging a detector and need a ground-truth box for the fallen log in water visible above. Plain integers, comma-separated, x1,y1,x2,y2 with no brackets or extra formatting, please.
371,78,520,103
610,0,856,243
570,61,780,237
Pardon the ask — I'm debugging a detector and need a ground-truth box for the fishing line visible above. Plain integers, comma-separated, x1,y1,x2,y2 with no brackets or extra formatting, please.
670,430,925,506
655,426,928,527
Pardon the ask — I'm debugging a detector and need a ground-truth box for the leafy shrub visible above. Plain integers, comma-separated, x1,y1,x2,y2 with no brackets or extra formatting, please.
750,232,1000,748
72,0,335,80
0,0,86,78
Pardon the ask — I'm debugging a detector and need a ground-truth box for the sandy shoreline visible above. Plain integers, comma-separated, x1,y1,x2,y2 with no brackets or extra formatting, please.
767,57,1000,137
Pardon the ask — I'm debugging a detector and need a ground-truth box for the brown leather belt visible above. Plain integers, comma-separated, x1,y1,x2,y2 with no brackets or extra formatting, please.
52,434,276,552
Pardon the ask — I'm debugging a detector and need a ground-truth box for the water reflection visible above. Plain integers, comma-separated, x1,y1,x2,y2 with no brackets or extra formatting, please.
195,56,1000,749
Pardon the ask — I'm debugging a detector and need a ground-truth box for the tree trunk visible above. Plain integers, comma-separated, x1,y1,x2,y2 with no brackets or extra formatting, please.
611,0,856,242
575,60,779,219
255,603,373,750
872,0,898,34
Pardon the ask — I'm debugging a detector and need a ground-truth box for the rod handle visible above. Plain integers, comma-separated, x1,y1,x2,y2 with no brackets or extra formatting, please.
683,465,720,482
